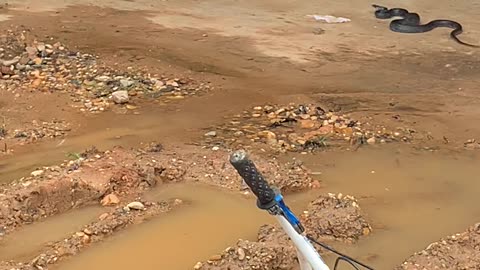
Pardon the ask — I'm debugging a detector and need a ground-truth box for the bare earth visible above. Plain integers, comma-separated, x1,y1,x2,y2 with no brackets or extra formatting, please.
1,0,480,269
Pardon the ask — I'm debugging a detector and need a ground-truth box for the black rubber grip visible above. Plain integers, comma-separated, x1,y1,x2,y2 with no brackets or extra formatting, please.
229,150,276,206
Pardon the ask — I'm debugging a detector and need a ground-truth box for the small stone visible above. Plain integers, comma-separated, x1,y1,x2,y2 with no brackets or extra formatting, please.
101,194,120,206
299,119,316,129
19,55,30,65
1,66,14,75
120,79,134,88
25,46,37,56
2,56,20,66
15,63,26,71
252,113,261,118
253,106,262,111
33,58,43,65
212,146,220,151
204,131,217,137
31,170,44,177
258,131,277,145
36,43,46,52
82,234,91,244
98,213,110,220
193,262,203,269
166,80,179,87
311,180,321,189
367,137,376,145
95,75,110,82
166,95,185,100
112,90,129,104
233,131,244,137
173,199,183,206
83,228,93,235
209,255,222,261
126,104,137,110
126,201,145,210
237,248,246,260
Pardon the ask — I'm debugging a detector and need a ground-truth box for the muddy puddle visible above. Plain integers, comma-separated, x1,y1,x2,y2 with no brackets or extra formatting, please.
291,146,480,269
0,206,104,262
40,147,480,270
53,184,317,270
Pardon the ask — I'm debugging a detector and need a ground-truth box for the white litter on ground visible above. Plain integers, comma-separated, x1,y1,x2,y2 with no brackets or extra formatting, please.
307,15,351,23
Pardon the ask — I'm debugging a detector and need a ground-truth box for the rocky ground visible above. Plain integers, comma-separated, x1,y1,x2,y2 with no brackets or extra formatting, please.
0,143,321,269
201,103,427,154
397,223,480,270
1,2,480,269
195,193,371,270
0,28,211,152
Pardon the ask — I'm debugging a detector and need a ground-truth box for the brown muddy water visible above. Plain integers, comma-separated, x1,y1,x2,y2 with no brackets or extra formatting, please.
0,206,104,262
52,184,319,270
16,148,473,270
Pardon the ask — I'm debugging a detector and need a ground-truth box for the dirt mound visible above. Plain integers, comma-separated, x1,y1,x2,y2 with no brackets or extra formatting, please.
143,145,318,194
195,240,297,270
201,103,422,154
0,146,158,235
397,223,480,270
197,193,371,270
302,193,372,243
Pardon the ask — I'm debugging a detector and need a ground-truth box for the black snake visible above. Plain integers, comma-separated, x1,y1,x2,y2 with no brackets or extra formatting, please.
373,4,478,48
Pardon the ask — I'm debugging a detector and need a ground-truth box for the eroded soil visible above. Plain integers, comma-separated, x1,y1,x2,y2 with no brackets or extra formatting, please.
1,0,480,269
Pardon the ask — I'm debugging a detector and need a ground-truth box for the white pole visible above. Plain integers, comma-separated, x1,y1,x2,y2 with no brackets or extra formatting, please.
275,216,330,270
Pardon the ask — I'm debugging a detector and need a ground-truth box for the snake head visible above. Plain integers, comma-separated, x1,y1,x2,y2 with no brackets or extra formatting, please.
372,4,388,11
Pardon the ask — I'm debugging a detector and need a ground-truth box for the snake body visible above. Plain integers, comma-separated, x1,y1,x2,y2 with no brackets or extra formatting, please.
373,4,478,48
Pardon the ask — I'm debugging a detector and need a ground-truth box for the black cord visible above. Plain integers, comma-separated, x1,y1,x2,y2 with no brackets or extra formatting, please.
306,234,375,270
335,257,360,270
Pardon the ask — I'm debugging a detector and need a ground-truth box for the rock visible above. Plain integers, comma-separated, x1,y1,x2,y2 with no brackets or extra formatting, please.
166,80,179,87
1,66,14,75
299,119,316,129
153,79,164,88
101,194,120,206
25,46,37,56
31,170,44,177
209,254,222,261
258,131,278,145
367,137,376,145
120,79,134,88
2,56,20,66
212,146,220,151
98,213,110,220
112,90,129,104
95,75,110,82
193,262,203,270
126,201,145,210
15,63,26,71
36,43,46,52
33,57,43,65
204,131,217,137
237,248,246,260
19,55,30,65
